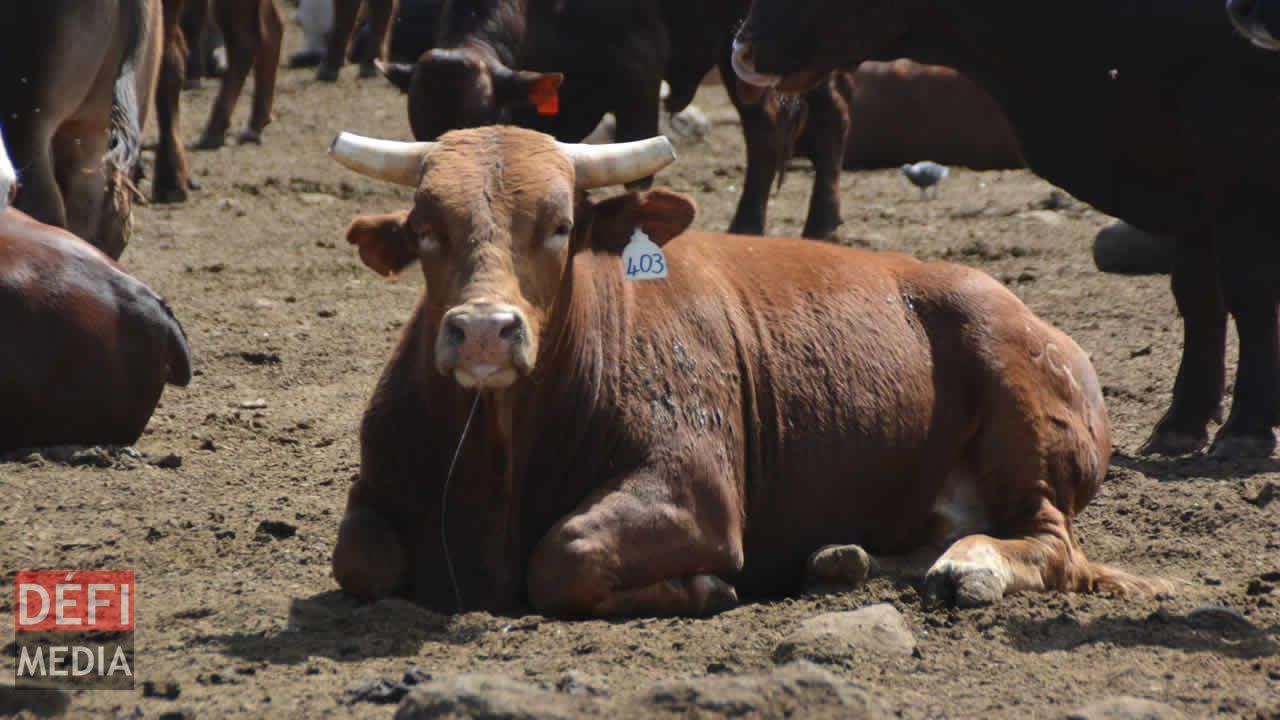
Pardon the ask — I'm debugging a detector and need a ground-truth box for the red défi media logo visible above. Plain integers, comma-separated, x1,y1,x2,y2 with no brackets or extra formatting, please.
13,570,136,689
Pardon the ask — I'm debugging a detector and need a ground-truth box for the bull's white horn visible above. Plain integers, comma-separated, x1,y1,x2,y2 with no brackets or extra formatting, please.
556,137,677,189
0,130,15,209
329,132,436,187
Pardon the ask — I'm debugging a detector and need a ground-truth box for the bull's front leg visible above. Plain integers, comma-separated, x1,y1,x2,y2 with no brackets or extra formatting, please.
332,486,407,601
527,475,744,617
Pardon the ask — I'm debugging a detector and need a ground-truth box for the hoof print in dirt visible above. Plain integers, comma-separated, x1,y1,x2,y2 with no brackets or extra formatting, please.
773,604,916,664
0,685,70,717
642,662,887,719
396,674,593,720
1065,696,1186,720
254,520,297,541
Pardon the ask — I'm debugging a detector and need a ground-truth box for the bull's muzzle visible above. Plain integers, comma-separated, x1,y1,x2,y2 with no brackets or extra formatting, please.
436,303,531,389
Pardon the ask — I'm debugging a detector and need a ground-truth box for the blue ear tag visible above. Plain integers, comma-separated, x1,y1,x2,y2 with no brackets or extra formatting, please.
622,228,668,281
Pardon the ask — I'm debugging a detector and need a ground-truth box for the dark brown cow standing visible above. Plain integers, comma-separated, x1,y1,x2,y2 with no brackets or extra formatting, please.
0,0,163,259
178,0,285,149
327,126,1160,615
0,136,192,452
732,0,1280,458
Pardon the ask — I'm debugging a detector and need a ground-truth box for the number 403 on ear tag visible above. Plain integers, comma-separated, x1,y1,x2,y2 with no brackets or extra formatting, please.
622,228,668,281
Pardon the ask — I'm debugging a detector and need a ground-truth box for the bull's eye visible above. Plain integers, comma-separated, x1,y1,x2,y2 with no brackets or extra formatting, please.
546,223,572,251
419,233,439,252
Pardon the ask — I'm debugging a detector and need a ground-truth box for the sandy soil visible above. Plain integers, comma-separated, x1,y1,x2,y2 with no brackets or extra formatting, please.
1,25,1277,719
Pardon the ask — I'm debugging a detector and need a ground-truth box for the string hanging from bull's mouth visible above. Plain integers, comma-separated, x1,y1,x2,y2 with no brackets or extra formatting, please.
441,391,481,613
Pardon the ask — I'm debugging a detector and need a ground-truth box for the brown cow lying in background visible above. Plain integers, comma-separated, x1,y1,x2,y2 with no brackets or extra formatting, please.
328,126,1161,615
0,137,192,453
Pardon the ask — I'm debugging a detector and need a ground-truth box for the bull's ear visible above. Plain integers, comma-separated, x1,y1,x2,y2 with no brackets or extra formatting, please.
494,69,564,116
375,59,416,93
583,188,696,254
346,211,418,277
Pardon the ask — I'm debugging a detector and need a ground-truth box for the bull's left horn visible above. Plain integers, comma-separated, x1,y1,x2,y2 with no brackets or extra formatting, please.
329,132,436,187
556,137,676,189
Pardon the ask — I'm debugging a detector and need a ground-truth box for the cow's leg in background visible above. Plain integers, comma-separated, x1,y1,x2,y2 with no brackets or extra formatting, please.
53,111,113,253
723,74,782,236
1208,220,1279,456
181,0,211,88
242,0,284,143
799,75,851,240
1140,237,1227,455
528,468,744,617
153,0,193,203
318,0,394,82
197,0,263,148
611,76,663,190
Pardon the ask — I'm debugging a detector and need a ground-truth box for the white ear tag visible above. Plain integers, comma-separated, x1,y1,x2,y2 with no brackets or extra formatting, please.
622,227,668,281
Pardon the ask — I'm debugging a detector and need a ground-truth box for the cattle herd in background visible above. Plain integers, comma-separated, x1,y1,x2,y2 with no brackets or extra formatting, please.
0,0,1277,615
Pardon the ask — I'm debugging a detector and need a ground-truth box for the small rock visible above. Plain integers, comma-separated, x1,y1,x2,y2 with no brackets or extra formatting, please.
237,399,268,409
1246,482,1277,508
299,192,336,205
239,351,281,366
68,447,115,468
150,454,183,469
1023,209,1065,226
641,662,885,719
199,438,217,452
0,685,70,717
1065,696,1186,719
774,604,916,663
317,309,337,318
1186,605,1256,635
255,520,297,540
396,674,594,720
142,678,182,700
1246,579,1274,596
156,710,196,720
349,678,409,705
556,671,609,697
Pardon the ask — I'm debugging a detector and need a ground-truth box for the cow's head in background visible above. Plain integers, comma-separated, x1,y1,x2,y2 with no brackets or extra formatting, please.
331,126,677,390
731,0,914,94
1227,0,1280,49
378,50,563,141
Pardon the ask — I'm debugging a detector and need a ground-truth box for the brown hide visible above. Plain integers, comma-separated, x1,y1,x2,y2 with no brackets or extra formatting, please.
0,208,191,452
842,60,1024,170
331,125,1144,615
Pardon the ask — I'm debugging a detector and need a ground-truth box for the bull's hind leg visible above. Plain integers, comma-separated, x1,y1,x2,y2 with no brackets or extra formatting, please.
528,475,744,617
922,501,1164,608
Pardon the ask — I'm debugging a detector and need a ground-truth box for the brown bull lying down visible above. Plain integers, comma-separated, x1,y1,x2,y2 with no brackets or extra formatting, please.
0,139,192,452
329,126,1162,615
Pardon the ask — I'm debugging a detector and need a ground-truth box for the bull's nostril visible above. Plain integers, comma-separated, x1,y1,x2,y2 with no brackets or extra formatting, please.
445,317,467,346
499,316,523,342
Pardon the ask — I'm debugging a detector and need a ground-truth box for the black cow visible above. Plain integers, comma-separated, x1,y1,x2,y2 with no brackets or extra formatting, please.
732,0,1280,458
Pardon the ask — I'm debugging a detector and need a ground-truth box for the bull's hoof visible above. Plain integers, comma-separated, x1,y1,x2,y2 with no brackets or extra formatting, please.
694,574,739,615
805,544,871,589
152,184,189,205
316,65,340,83
1207,431,1276,458
1092,221,1175,275
1138,428,1208,456
237,128,263,145
187,176,202,191
288,50,325,69
922,564,1003,610
801,220,841,242
193,132,225,151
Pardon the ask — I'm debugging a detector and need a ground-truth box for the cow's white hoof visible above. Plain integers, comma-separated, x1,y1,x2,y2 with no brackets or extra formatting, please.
923,563,1004,609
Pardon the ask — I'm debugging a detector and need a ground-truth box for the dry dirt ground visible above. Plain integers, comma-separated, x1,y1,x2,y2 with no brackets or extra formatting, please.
1,27,1278,719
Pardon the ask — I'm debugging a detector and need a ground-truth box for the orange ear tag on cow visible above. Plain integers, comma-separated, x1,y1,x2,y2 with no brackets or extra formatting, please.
622,228,667,281
529,76,560,116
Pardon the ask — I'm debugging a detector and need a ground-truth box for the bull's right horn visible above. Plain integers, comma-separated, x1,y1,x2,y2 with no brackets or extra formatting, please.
0,130,15,209
329,132,437,187
556,137,677,189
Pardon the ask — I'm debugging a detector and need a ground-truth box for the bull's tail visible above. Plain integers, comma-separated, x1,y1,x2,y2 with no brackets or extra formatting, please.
156,295,193,387
106,0,148,187
774,95,807,194
1086,561,1176,598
